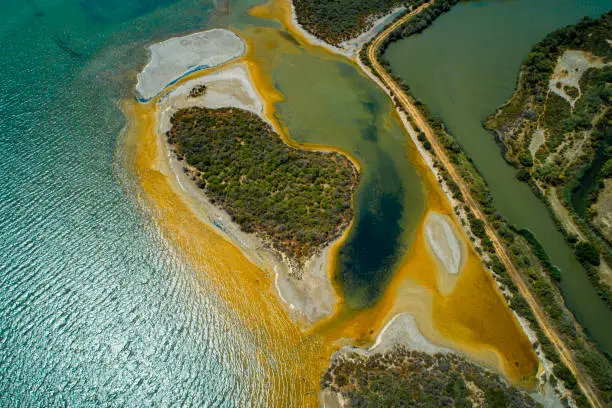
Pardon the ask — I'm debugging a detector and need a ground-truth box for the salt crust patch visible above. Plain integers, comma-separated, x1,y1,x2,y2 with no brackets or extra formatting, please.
136,29,245,101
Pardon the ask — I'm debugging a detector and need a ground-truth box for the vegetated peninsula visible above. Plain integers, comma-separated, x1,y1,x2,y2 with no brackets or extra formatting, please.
166,106,359,272
485,12,612,306
322,346,538,407
292,0,413,45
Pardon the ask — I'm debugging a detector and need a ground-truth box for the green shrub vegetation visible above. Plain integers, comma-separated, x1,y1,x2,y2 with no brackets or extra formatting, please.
166,107,358,264
575,241,601,266
513,227,561,282
188,84,206,98
322,347,539,408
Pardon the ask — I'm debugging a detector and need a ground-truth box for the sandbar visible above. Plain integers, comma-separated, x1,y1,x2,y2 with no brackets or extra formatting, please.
136,29,246,102
369,312,449,355
424,211,466,294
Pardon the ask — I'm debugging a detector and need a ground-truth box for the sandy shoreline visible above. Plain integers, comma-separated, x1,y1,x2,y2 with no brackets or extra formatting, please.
368,312,449,354
127,5,549,405
151,60,342,326
280,0,553,392
127,15,537,407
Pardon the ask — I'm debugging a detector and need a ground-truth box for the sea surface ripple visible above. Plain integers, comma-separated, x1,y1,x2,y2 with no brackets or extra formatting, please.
0,0,277,405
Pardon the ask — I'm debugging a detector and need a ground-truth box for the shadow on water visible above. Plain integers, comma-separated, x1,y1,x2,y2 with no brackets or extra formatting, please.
278,31,301,47
27,0,84,59
26,0,44,19
52,33,84,59
360,123,378,142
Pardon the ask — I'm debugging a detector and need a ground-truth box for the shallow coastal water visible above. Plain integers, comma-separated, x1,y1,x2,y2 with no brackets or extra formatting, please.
384,0,612,352
0,0,278,405
1,0,539,405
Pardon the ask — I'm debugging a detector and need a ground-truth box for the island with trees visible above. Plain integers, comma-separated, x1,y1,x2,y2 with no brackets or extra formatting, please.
293,0,413,45
485,12,612,307
322,346,538,408
166,106,359,272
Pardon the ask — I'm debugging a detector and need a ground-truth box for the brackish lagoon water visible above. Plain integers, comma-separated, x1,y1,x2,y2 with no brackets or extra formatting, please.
385,0,612,352
0,0,427,404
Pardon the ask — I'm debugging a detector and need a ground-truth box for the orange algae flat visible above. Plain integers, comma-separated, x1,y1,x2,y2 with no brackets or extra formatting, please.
124,98,337,406
397,143,538,385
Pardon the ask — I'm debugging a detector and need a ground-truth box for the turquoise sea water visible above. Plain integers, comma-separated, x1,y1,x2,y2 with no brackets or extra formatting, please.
0,0,276,405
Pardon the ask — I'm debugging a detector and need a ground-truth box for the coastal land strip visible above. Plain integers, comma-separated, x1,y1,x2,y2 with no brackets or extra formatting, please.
356,2,609,407
244,2,543,394
484,14,612,306
144,32,362,326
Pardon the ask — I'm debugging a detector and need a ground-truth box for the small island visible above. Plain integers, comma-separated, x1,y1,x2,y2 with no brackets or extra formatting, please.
166,106,359,271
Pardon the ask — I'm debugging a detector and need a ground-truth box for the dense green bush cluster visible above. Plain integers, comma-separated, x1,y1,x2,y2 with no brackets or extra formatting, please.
293,0,417,45
522,13,611,96
379,0,459,48
483,10,612,307
166,107,358,262
513,227,561,282
322,347,538,408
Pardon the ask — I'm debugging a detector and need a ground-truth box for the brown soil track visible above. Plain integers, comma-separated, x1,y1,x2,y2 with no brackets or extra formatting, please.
363,2,603,407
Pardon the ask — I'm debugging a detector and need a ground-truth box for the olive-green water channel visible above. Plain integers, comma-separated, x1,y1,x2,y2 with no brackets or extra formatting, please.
385,0,612,352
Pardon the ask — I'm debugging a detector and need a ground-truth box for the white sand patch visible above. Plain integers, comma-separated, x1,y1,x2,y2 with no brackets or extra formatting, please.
157,63,265,134
321,389,345,408
425,212,465,276
529,128,545,157
369,312,449,355
154,62,338,325
548,50,610,108
136,29,245,102
274,242,338,324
